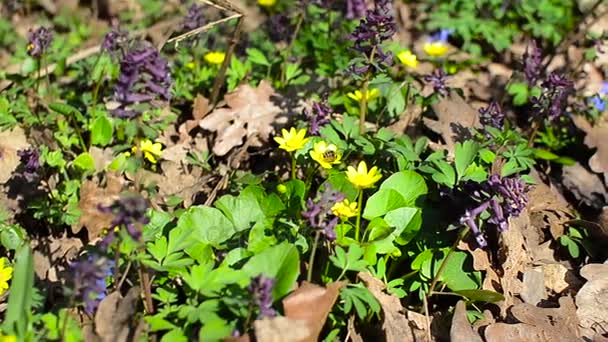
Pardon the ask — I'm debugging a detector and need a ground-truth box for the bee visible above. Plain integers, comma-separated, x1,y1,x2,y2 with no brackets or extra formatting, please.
323,150,337,162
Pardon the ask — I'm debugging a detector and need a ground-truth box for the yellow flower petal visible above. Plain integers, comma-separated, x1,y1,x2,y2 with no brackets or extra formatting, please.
309,141,341,169
346,161,382,189
331,199,359,219
204,51,226,65
258,0,276,7
275,127,309,152
424,42,449,57
397,50,418,68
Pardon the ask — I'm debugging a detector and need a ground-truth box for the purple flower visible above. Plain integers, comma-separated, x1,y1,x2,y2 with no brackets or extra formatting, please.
346,0,367,19
304,98,333,135
70,255,114,314
424,68,449,96
17,148,40,182
460,174,531,248
112,45,172,118
302,186,345,241
102,28,128,54
478,101,505,129
26,27,53,58
523,40,542,86
347,0,396,76
99,194,150,243
180,4,205,31
248,275,276,319
531,72,574,121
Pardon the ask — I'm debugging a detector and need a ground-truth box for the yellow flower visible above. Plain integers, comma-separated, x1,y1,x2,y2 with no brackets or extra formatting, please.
309,141,342,169
0,334,16,342
258,0,276,7
204,51,226,65
347,88,379,103
423,42,449,57
0,258,13,296
132,139,163,164
331,199,359,219
274,127,309,152
397,50,418,68
346,161,382,189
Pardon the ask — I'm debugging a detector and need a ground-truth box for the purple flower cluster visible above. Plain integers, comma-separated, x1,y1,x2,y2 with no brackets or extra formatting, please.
478,101,505,129
304,98,333,135
112,45,172,118
248,275,276,319
424,69,449,96
70,255,114,314
460,174,531,248
180,4,205,31
347,0,396,76
302,186,345,241
17,148,40,182
523,40,542,86
531,72,574,121
346,0,367,19
26,26,53,58
102,28,128,55
99,195,150,244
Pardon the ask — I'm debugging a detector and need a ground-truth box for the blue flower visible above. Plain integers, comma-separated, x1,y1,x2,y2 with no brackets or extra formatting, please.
430,29,453,43
589,81,608,111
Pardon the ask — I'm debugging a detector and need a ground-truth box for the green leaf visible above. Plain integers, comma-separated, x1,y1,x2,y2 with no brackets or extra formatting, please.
455,141,480,181
90,115,113,146
49,102,85,121
439,251,480,291
72,152,95,172
176,206,236,247
384,207,422,245
379,170,428,206
363,189,407,219
199,318,234,342
215,187,266,232
247,48,271,66
243,243,300,299
507,82,529,106
478,149,496,164
533,148,559,161
329,245,368,272
3,245,34,335
453,289,505,303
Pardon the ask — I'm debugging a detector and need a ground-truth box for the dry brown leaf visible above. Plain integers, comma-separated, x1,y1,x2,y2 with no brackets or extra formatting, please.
94,287,143,342
577,263,608,340
180,94,210,136
358,272,428,342
347,315,364,342
497,213,530,309
423,91,480,155
573,115,608,175
161,143,188,163
562,162,608,209
32,235,83,282
199,80,285,156
89,147,115,173
527,176,574,240
254,317,310,342
450,301,483,342
281,281,347,342
521,267,547,305
0,126,30,184
74,173,123,240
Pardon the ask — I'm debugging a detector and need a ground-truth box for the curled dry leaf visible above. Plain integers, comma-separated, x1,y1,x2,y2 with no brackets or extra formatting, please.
0,126,30,184
572,115,608,175
562,162,608,209
179,93,210,137
527,176,574,240
94,287,144,342
497,213,530,310
358,272,428,342
576,263,608,340
450,301,483,342
200,80,285,156
423,91,480,155
73,172,123,241
32,235,83,282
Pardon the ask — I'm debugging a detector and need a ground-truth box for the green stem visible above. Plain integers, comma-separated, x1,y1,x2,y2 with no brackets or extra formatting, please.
359,80,369,134
307,231,321,282
291,154,297,180
428,226,470,295
354,190,363,242
91,54,104,110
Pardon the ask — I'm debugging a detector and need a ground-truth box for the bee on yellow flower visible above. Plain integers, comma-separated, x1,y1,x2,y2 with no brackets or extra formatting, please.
331,199,359,219
346,161,382,189
258,0,277,7
347,88,380,103
274,127,309,152
0,257,13,296
397,50,418,68
204,51,226,65
423,29,453,58
131,139,164,164
309,141,342,169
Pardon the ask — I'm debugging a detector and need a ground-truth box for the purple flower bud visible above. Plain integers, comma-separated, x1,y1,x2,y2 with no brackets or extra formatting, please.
17,148,40,182
523,40,542,86
112,44,172,118
478,101,505,129
26,27,53,58
99,194,150,244
102,28,128,54
424,69,449,96
532,72,574,121
70,255,114,314
302,186,345,241
304,97,333,135
346,0,367,19
181,4,205,31
248,275,276,319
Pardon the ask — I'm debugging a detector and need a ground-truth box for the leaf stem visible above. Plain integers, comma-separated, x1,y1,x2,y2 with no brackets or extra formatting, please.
355,190,363,242
307,230,321,282
291,153,297,180
428,226,470,295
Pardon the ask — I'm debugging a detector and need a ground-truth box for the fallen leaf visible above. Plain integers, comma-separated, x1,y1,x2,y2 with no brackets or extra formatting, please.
89,147,115,173
32,235,83,282
94,287,144,342
521,267,547,305
347,315,364,342
497,213,530,310
180,93,210,136
358,272,428,342
562,162,608,209
423,91,480,155
254,317,310,342
199,80,286,156
74,172,123,241
450,301,483,342
573,115,608,175
577,263,608,340
282,281,347,342
0,126,30,184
